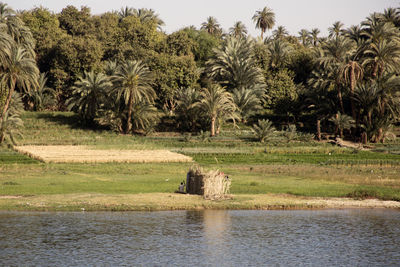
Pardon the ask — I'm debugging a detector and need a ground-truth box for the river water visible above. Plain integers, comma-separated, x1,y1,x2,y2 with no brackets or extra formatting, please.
0,209,399,266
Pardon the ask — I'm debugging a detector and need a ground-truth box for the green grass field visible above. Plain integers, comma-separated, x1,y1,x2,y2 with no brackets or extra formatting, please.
1,111,400,210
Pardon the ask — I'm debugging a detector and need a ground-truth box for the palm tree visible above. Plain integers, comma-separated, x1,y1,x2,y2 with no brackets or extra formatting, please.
118,6,135,20
362,39,400,78
0,2,14,21
0,45,38,124
317,36,356,113
133,8,164,29
266,39,293,70
112,60,155,134
199,84,237,137
229,21,247,38
340,59,363,119
103,60,118,76
273,26,288,40
298,29,310,46
329,112,354,138
309,28,320,46
344,25,363,45
232,85,264,122
0,92,23,144
176,87,200,131
379,7,400,27
252,7,275,40
201,16,221,36
206,36,265,91
328,21,345,39
26,72,56,111
67,71,111,123
252,119,275,142
130,102,160,134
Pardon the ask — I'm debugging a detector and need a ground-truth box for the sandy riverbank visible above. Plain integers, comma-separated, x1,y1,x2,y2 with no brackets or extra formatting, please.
0,193,399,211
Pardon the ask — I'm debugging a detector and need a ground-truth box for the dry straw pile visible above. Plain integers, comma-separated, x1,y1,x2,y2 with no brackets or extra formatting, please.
187,166,231,200
14,145,193,163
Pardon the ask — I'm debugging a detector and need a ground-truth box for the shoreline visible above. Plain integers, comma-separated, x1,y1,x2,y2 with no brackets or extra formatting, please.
0,193,399,212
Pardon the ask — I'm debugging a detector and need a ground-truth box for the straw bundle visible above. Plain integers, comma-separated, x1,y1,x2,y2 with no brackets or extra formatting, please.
186,166,231,200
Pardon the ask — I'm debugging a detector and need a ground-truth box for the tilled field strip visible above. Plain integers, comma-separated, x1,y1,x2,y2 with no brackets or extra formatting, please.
14,146,193,163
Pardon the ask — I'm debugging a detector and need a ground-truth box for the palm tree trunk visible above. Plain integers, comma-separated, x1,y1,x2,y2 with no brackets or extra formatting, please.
0,78,16,124
350,64,357,120
125,94,133,134
361,131,367,144
334,113,339,137
210,116,216,137
337,86,344,114
316,119,321,141
377,128,384,143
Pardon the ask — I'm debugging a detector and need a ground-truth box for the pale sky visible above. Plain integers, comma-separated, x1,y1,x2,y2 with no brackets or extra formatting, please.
5,0,398,37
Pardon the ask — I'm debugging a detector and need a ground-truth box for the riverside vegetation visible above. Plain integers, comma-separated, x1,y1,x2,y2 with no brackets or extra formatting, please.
0,112,399,211
1,3,400,210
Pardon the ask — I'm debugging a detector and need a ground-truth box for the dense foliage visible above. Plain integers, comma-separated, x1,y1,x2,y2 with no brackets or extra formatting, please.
1,2,400,143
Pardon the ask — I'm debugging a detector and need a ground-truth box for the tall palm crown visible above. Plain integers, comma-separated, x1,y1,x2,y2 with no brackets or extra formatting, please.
379,7,400,27
229,21,247,38
252,7,275,40
133,8,164,29
112,60,155,134
67,71,112,122
0,2,14,21
266,39,293,69
310,28,320,46
344,25,363,44
206,36,265,91
362,39,400,78
118,6,135,19
328,21,345,39
201,16,221,36
298,29,310,46
273,26,288,40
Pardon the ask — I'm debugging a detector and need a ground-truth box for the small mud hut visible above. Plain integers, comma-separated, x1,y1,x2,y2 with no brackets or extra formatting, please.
186,166,231,200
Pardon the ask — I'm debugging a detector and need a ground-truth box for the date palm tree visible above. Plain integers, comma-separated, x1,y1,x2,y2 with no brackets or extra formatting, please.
329,112,354,138
229,21,247,38
26,72,56,111
252,119,275,143
176,87,200,131
232,85,264,122
310,28,320,46
266,39,293,70
67,71,112,123
133,8,164,29
344,25,363,45
206,36,265,91
252,7,275,40
199,84,237,137
362,39,400,79
0,45,38,124
328,21,345,39
112,60,155,134
340,58,363,119
298,29,310,46
118,6,135,20
317,36,356,113
201,16,221,36
273,26,288,40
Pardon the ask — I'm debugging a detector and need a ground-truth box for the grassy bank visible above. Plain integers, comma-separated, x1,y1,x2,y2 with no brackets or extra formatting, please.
0,111,400,211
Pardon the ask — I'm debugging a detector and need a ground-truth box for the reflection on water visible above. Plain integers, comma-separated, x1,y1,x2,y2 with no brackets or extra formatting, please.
0,209,399,266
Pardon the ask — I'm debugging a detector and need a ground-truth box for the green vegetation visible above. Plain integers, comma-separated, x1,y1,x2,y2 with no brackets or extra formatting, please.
1,3,400,210
1,112,400,211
